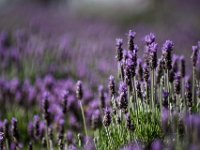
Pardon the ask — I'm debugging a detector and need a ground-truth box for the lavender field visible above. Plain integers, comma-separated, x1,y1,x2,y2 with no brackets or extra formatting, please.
0,0,200,149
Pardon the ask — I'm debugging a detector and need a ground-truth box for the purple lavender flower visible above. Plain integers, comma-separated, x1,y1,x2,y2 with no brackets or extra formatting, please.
76,80,83,100
162,40,174,70
144,33,155,45
180,56,185,78
103,109,112,127
162,40,174,51
161,108,169,132
128,30,136,51
143,63,150,82
162,91,169,109
91,109,101,130
0,132,4,149
137,59,143,81
43,92,51,126
126,114,135,132
28,121,34,140
119,82,128,94
11,118,19,142
33,115,40,138
185,76,192,107
66,131,74,145
151,139,163,150
98,85,106,109
172,55,179,73
116,38,123,62
119,92,128,112
108,75,116,97
191,45,198,67
174,72,181,95
156,58,164,84
62,90,69,114
39,121,46,139
149,42,158,69
198,41,200,49
124,60,133,88
29,142,32,150
3,119,9,139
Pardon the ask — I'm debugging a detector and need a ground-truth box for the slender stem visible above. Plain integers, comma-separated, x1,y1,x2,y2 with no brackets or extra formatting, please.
79,100,88,136
6,139,9,150
45,126,50,150
166,70,171,113
151,69,155,111
192,66,196,106
105,127,114,149
132,77,139,129
159,85,162,111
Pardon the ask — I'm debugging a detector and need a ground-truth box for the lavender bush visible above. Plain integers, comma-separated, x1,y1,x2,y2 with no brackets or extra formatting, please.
0,27,199,150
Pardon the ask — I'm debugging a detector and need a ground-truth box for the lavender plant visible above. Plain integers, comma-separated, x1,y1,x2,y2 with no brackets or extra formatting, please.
0,28,199,150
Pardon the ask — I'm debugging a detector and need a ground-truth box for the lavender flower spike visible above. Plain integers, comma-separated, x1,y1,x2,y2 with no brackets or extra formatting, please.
191,45,198,67
108,75,116,97
103,109,112,127
144,33,155,45
128,30,136,51
162,40,174,70
116,38,123,62
76,80,83,100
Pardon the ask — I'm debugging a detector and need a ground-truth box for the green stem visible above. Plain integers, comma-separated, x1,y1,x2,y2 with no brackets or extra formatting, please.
45,126,50,150
105,127,114,149
192,66,196,106
133,77,139,130
79,100,88,136
166,70,171,112
151,69,155,111
6,139,9,150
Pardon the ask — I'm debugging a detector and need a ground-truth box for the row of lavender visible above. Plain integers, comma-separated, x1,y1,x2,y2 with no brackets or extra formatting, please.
0,29,200,149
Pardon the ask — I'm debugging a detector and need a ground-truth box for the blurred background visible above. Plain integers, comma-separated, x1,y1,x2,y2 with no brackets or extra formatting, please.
0,0,200,84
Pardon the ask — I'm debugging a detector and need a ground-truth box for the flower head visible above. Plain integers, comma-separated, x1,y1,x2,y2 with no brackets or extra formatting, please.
144,33,155,45
76,80,83,100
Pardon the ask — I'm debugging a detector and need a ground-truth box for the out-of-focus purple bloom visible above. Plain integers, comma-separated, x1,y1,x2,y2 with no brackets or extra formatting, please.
108,75,116,97
151,139,163,150
76,80,83,100
91,109,101,130
144,33,155,45
149,42,158,69
98,85,106,109
68,145,78,150
43,92,51,126
180,56,185,78
39,121,46,139
0,132,3,150
11,118,19,141
116,38,123,62
191,45,198,66
162,40,174,52
161,108,169,132
33,115,40,138
28,121,34,139
3,119,9,138
174,72,181,95
84,136,96,150
128,30,136,51
120,142,143,150
116,38,123,47
162,91,169,109
66,131,74,144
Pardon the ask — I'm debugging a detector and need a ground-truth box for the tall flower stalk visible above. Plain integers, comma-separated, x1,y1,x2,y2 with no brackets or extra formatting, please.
76,81,88,137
